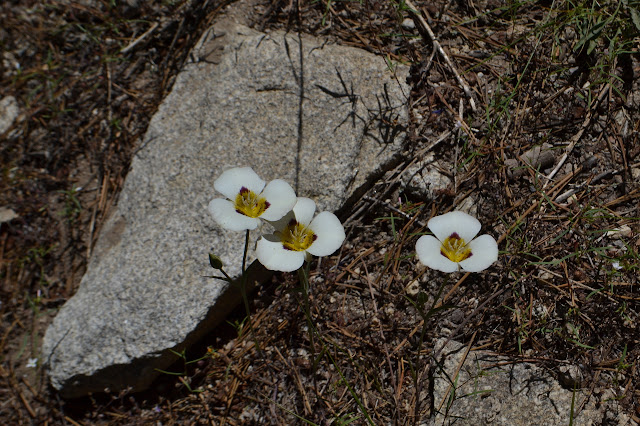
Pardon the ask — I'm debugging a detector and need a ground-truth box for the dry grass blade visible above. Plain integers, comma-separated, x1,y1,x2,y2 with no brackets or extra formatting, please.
403,0,477,111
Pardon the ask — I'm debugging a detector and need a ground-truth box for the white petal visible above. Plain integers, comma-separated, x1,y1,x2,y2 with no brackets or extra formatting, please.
214,167,265,200
267,197,313,231
428,211,481,243
259,179,297,221
459,234,498,272
293,197,316,225
268,210,296,232
415,235,459,273
208,198,260,231
307,212,345,257
256,236,305,272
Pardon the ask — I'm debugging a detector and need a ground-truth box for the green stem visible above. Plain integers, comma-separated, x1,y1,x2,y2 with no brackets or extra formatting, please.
300,307,375,425
219,269,233,282
295,266,375,425
242,230,249,274
240,230,255,341
298,263,317,358
418,274,450,352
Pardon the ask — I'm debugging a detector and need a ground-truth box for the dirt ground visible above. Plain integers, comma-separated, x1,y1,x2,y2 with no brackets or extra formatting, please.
1,0,640,424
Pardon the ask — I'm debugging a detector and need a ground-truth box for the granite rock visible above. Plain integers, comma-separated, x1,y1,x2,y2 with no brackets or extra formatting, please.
41,20,409,398
431,339,629,425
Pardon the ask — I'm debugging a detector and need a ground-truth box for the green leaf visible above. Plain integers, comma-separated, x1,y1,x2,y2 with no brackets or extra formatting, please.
629,6,640,32
574,17,608,54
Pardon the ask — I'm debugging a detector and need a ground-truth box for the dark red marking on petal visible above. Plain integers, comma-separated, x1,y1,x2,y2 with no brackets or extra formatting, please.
239,186,249,194
440,249,447,257
449,232,461,240
288,218,298,227
312,234,318,241
264,201,271,209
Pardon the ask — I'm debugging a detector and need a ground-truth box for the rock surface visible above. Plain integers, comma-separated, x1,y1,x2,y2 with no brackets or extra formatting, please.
0,207,18,224
505,143,556,179
431,339,630,425
41,20,409,398
401,151,452,196
0,95,18,134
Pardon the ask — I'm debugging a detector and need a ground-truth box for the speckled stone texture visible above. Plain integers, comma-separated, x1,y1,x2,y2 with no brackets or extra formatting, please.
431,338,630,425
41,19,409,398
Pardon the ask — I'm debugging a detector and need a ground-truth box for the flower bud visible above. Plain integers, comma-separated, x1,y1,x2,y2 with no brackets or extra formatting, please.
208,253,224,270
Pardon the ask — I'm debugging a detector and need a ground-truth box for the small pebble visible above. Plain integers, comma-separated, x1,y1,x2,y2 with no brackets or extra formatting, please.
401,18,415,30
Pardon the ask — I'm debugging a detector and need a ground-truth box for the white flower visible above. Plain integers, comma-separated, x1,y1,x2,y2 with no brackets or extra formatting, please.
256,197,346,272
208,167,296,231
612,261,622,270
415,211,498,273
26,358,38,368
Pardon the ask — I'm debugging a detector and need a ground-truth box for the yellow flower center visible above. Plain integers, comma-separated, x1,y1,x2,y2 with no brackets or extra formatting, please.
234,187,270,218
440,233,472,263
281,219,317,251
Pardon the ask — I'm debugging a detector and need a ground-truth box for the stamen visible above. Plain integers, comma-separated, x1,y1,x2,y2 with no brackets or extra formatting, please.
281,220,316,252
440,232,472,263
234,187,270,218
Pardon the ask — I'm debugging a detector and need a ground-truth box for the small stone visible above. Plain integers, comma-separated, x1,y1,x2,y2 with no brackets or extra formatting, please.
384,304,395,316
406,280,420,296
593,121,602,133
614,110,629,137
504,158,520,178
558,364,583,389
506,143,555,178
521,143,555,170
537,271,553,281
567,194,579,205
606,225,632,239
457,196,478,217
0,207,18,223
2,52,20,78
533,304,549,319
449,308,464,324
0,96,19,134
401,18,415,29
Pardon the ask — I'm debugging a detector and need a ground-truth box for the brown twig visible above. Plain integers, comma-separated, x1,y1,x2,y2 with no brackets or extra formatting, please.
404,0,477,111
437,272,471,308
0,365,36,419
120,22,160,54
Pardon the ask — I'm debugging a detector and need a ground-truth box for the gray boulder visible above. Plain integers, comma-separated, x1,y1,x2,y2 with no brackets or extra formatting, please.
41,20,409,398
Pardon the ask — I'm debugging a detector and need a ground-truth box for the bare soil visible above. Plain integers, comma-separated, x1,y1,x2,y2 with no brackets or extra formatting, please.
1,0,639,424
